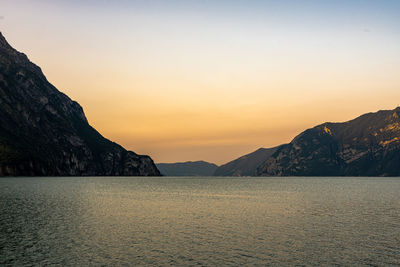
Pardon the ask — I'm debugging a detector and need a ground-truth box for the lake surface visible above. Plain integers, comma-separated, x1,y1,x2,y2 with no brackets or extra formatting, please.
1,177,400,266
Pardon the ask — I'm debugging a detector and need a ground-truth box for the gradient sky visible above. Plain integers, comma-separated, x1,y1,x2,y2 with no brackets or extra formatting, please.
1,0,400,164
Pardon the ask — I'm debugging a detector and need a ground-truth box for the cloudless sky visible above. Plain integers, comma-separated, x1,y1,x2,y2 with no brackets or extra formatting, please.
1,0,400,164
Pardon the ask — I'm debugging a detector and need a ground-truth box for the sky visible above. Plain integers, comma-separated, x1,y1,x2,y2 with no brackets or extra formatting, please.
1,0,400,165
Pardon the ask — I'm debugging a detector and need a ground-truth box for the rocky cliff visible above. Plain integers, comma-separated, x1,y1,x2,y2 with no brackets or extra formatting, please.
0,32,160,176
256,108,400,176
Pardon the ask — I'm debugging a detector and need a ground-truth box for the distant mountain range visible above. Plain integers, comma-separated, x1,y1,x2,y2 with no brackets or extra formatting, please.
214,147,280,176
0,32,160,176
156,161,218,176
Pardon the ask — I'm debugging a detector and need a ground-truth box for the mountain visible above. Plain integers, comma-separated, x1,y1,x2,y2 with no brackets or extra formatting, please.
214,147,281,176
256,108,400,176
0,32,160,176
156,161,218,176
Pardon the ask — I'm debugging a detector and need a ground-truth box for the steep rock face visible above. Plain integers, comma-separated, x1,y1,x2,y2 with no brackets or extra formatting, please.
0,32,160,176
214,147,281,176
156,161,218,176
256,108,400,176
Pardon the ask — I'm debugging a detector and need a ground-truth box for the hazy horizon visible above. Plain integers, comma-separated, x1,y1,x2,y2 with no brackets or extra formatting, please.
1,0,400,164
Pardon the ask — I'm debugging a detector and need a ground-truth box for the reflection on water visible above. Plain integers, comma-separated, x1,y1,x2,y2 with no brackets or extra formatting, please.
1,177,400,266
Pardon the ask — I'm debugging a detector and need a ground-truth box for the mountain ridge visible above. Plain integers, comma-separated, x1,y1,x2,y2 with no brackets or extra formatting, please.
0,32,161,176
256,107,400,176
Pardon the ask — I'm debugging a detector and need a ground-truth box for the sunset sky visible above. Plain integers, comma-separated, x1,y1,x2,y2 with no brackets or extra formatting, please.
1,0,400,164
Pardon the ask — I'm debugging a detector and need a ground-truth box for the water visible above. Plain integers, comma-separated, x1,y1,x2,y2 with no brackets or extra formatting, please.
1,177,400,266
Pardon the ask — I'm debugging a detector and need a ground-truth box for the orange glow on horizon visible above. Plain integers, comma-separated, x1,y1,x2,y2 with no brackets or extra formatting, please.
1,1,400,164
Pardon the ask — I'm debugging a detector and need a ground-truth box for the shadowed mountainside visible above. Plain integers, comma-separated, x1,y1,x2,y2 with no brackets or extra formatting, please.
156,161,218,176
257,108,400,176
214,147,281,176
0,32,160,176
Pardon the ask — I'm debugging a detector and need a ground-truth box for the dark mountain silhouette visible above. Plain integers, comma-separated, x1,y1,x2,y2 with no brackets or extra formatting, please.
256,108,400,176
214,147,281,176
156,161,218,176
0,32,160,176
